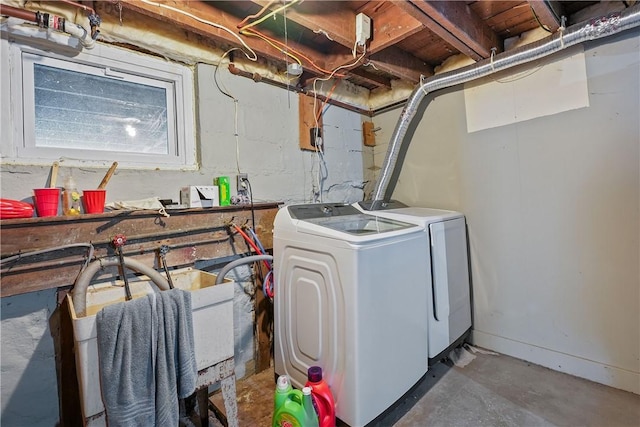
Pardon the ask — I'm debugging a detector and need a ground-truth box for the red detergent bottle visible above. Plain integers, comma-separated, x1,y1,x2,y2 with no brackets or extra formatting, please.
305,366,336,427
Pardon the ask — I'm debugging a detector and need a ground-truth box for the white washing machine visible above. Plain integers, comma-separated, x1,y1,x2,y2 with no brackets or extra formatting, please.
356,201,472,363
274,203,430,427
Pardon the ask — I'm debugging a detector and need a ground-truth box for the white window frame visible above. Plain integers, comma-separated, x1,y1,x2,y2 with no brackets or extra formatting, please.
2,34,196,170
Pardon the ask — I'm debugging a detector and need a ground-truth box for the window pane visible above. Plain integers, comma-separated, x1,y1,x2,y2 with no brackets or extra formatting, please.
33,64,169,154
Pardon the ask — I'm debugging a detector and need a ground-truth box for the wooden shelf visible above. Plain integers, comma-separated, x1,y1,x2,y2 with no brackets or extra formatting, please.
0,203,280,297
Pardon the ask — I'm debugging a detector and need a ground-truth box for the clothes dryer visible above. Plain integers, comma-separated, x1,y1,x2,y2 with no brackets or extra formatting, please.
274,203,429,427
356,201,472,363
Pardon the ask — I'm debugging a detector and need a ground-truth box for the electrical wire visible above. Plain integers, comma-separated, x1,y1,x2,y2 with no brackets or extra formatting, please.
241,27,302,65
310,44,367,127
263,269,274,300
315,79,340,123
241,27,340,75
236,1,344,77
236,0,312,72
246,226,273,300
248,228,268,262
214,48,242,174
237,0,276,28
139,0,258,61
237,0,301,32
231,224,271,270
244,177,256,234
529,3,553,33
310,77,338,202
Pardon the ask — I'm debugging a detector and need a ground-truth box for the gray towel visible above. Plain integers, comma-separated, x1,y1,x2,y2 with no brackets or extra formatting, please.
96,288,198,427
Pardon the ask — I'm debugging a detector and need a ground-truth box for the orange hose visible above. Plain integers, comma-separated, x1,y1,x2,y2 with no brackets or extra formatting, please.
232,224,271,270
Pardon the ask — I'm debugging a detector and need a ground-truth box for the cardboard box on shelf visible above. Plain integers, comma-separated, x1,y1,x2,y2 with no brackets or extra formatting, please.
180,186,220,208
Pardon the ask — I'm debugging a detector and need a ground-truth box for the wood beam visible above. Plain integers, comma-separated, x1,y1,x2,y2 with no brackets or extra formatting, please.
0,204,278,297
528,0,563,32
397,0,502,60
367,47,433,83
349,68,393,88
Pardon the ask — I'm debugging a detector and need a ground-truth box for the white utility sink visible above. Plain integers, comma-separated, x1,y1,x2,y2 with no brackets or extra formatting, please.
68,267,234,425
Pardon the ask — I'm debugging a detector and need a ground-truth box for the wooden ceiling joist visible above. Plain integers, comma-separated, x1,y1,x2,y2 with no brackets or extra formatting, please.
367,3,426,54
348,68,393,88
397,0,503,60
528,0,564,32
368,47,433,83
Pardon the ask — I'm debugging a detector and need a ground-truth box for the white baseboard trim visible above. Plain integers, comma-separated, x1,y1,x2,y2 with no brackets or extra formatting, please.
470,330,639,395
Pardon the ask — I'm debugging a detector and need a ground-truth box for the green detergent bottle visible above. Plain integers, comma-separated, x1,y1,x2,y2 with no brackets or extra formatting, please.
272,376,319,427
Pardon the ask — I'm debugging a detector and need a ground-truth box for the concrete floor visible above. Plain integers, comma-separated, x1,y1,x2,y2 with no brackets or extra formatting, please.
205,347,640,427
374,348,640,427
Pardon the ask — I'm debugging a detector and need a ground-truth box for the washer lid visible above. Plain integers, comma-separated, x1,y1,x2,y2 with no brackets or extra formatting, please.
302,213,416,236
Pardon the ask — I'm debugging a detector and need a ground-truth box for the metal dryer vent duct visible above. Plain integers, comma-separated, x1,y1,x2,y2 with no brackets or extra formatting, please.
368,5,640,209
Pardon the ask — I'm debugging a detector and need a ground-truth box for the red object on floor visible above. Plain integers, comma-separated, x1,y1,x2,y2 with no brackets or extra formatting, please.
305,366,336,427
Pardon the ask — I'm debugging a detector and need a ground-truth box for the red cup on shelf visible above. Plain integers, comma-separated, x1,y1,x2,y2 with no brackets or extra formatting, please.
82,190,106,214
33,188,60,217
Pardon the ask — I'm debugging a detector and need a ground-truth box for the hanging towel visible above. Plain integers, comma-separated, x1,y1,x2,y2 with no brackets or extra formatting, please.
96,288,197,427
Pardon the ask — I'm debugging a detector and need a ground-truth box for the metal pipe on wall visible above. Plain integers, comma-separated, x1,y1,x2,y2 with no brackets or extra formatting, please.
368,5,640,208
0,4,37,22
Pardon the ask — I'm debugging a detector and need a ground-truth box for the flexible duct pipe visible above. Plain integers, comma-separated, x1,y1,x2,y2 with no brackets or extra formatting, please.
71,257,171,317
369,5,640,207
215,254,274,285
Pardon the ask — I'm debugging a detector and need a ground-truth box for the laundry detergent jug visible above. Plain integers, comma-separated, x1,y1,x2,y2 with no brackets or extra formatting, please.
272,375,318,427
305,366,336,427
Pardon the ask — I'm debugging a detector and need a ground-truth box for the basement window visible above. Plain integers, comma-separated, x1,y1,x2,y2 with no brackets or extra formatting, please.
3,38,196,169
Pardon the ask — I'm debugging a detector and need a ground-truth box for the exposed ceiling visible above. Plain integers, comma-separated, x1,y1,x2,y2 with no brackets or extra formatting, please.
2,1,633,110
98,1,632,93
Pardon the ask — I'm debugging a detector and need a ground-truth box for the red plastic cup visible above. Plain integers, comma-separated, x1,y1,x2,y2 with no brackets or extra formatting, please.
82,190,106,214
33,188,60,217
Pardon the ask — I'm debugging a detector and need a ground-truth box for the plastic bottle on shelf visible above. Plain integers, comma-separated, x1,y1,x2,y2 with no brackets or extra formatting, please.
272,376,319,427
215,176,230,206
305,366,336,427
62,175,81,216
